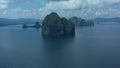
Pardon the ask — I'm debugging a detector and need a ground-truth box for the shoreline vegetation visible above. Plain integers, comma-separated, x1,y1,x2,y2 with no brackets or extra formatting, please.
42,12,75,37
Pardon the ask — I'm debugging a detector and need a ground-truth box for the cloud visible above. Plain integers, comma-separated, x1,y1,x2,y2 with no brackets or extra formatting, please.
51,0,69,1
8,0,38,3
43,0,81,10
1,8,49,19
0,4,7,9
40,0,120,11
0,0,120,19
0,0,8,3
0,0,8,9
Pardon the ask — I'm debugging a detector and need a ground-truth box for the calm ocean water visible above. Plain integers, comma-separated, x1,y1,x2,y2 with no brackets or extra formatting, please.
0,23,120,68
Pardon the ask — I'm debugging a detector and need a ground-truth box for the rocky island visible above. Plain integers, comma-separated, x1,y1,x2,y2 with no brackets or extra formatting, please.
22,22,41,29
69,17,94,26
42,12,75,37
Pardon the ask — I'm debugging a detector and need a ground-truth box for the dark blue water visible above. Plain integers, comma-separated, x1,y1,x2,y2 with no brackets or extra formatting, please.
0,23,120,68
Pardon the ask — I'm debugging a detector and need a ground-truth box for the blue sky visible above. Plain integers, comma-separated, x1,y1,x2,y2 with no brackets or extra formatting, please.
0,0,120,19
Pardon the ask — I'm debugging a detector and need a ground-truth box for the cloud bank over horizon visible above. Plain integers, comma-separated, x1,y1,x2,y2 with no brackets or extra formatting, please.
0,0,120,19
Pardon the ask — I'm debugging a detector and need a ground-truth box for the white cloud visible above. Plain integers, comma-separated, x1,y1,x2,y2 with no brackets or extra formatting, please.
1,8,48,19
0,0,8,4
43,0,82,10
42,0,120,10
0,4,7,9
95,12,101,16
0,0,8,9
2,10,7,15
1,0,120,19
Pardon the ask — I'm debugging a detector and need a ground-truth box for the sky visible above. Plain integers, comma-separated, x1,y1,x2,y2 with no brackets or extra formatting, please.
0,0,120,19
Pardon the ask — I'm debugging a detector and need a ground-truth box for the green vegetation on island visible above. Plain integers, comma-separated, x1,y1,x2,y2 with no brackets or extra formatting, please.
42,12,75,37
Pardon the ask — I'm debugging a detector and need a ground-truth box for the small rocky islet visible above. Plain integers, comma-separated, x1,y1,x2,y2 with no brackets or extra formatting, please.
42,12,75,37
22,22,41,29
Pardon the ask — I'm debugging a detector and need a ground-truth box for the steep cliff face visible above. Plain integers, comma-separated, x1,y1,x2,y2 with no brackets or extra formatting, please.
42,12,75,37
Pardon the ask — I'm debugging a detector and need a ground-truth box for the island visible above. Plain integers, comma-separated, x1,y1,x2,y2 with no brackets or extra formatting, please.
22,22,41,29
69,17,94,26
42,12,75,37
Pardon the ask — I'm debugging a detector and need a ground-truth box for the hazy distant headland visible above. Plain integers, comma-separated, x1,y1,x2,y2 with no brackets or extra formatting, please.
0,16,120,27
93,17,120,23
0,18,41,27
69,17,94,26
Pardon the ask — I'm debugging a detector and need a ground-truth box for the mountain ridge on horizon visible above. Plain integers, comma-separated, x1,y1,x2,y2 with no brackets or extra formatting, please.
0,17,120,26
0,18,42,26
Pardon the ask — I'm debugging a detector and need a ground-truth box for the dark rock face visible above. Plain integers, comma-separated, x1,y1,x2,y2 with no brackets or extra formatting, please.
22,24,27,29
69,17,94,26
33,22,41,29
42,12,75,37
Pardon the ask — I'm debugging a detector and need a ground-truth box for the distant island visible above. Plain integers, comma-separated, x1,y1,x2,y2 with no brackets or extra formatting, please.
1,17,120,27
0,18,41,26
42,12,75,37
69,17,94,26
93,17,120,23
22,22,41,29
